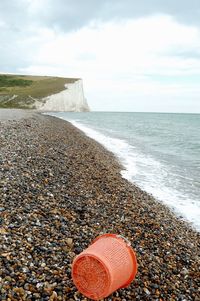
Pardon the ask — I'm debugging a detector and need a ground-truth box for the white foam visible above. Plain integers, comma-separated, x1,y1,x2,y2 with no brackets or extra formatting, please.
46,113,200,232
71,121,138,176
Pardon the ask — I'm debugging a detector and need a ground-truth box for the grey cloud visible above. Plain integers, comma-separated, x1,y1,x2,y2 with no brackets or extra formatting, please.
29,0,200,30
102,0,200,25
34,0,103,30
0,1,32,73
1,0,200,73
1,0,200,33
170,50,200,60
163,44,200,60
29,0,200,29
0,1,30,32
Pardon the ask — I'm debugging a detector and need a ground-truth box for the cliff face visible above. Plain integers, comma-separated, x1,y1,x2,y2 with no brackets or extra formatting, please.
0,74,90,111
37,79,89,112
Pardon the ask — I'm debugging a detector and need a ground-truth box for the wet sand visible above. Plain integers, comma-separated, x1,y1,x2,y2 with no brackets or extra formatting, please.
0,111,199,300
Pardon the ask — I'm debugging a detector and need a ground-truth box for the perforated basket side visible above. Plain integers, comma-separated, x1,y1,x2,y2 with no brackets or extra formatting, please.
90,234,135,292
72,254,111,300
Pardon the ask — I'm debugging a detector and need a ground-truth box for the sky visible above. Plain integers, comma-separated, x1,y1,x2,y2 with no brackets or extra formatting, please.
0,0,200,112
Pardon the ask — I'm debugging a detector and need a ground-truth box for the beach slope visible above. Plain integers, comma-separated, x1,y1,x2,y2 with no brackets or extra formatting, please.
0,112,199,300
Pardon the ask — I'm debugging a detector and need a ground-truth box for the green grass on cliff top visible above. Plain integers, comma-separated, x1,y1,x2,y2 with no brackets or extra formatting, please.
0,74,78,98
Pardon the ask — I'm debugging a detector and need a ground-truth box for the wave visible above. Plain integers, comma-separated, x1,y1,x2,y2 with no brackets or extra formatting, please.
46,113,200,231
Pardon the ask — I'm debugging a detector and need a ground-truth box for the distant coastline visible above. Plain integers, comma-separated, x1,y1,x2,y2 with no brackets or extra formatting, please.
0,74,90,111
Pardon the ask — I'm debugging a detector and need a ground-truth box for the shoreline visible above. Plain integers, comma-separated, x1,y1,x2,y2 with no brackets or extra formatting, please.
46,112,200,233
0,111,199,300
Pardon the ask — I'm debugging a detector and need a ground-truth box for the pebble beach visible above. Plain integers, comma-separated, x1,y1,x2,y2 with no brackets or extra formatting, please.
0,110,199,301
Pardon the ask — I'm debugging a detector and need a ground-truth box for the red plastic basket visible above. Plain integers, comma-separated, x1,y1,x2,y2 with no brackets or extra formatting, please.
72,234,137,300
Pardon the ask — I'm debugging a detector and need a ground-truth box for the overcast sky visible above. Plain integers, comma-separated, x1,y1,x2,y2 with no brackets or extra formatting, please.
1,0,200,112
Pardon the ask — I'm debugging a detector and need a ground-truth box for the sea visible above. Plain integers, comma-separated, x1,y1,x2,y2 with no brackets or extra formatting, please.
46,112,200,232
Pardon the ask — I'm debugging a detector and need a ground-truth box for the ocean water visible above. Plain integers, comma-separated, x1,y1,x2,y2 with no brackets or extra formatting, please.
47,112,200,231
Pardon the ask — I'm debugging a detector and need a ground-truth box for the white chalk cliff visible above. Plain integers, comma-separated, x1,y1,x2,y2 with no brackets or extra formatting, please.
38,79,90,112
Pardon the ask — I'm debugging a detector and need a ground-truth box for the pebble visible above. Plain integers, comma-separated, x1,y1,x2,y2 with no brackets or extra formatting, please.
66,238,73,247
